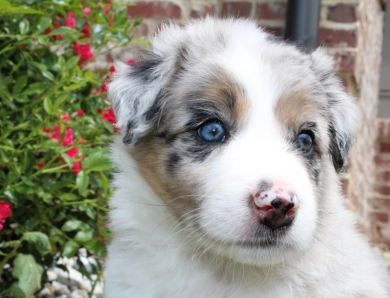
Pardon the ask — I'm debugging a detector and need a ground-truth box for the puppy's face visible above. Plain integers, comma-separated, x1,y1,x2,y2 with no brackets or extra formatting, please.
110,19,359,265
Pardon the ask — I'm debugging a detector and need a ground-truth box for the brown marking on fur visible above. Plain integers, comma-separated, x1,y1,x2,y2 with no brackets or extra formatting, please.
181,66,250,129
131,65,250,224
134,137,201,225
275,89,321,132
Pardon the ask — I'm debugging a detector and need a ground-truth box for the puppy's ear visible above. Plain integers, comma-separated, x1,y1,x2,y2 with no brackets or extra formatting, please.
311,49,360,172
108,52,166,146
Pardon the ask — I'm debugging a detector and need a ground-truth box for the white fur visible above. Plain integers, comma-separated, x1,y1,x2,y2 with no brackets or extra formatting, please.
106,18,389,297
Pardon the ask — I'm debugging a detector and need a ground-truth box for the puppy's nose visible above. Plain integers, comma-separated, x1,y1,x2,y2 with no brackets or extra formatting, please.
252,186,299,231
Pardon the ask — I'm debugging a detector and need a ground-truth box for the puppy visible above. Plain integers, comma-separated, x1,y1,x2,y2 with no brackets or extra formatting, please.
106,18,389,297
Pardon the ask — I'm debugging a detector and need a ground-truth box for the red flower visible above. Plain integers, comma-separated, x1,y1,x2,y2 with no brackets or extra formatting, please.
74,42,94,65
83,7,92,15
0,202,12,231
91,88,102,95
102,108,116,124
44,28,52,35
109,16,115,26
61,114,71,121
19,45,25,49
104,4,111,14
77,109,85,116
73,161,82,175
101,82,109,92
109,65,117,74
79,138,87,144
43,127,51,133
37,163,45,169
65,11,77,28
50,125,61,140
127,59,136,65
82,23,91,38
97,108,102,114
62,127,74,146
67,148,79,159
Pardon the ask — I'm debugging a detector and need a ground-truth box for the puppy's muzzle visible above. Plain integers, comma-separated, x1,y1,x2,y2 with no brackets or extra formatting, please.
252,185,299,231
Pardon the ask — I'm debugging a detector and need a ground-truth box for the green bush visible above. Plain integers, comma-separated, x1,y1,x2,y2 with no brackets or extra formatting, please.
0,0,141,296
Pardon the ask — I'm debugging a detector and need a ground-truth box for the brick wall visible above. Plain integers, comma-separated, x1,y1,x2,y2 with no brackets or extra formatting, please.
346,0,385,248
373,119,390,249
124,0,359,74
116,0,387,248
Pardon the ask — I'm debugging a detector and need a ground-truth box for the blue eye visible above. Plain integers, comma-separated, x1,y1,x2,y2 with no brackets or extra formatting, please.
198,120,226,143
296,132,314,154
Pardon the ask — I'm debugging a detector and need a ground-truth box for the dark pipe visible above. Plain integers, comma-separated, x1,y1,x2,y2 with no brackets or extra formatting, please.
284,0,322,51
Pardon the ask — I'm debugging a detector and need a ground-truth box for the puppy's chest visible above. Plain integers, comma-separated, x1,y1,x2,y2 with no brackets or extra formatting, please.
138,253,295,298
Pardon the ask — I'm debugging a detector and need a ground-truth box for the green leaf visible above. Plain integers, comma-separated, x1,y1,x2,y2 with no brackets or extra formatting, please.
43,97,52,114
23,82,49,95
61,219,82,232
31,61,47,71
10,254,43,298
53,94,70,111
74,230,94,243
65,56,80,70
85,206,96,219
19,19,29,35
42,193,53,203
12,75,28,94
41,69,54,81
76,171,89,197
63,240,79,257
83,151,112,172
23,232,52,255
37,35,49,44
0,0,42,15
36,17,51,34
59,193,79,201
85,239,106,257
63,82,86,91
49,26,78,36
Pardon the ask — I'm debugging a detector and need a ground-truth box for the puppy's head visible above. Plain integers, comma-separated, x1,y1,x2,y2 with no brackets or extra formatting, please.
109,18,359,265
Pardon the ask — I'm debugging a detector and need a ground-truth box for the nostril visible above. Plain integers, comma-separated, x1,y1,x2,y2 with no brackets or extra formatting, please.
270,199,283,209
287,207,297,216
252,184,300,230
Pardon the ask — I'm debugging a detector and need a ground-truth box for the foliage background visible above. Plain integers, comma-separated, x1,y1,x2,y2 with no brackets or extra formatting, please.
0,0,140,296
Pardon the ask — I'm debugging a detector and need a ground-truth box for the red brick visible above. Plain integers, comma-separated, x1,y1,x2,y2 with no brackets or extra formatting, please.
257,3,286,20
127,2,181,19
333,51,356,73
221,2,252,18
377,226,390,241
375,155,390,167
380,142,390,153
190,5,215,18
319,28,357,47
262,26,284,38
375,185,390,196
376,170,390,183
327,4,357,23
372,198,390,209
371,212,389,223
378,120,386,138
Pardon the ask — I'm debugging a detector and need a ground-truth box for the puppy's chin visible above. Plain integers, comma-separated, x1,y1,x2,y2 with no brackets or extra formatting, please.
200,233,306,267
184,216,311,266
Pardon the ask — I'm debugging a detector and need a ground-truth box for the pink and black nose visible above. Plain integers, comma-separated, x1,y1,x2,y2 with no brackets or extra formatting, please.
252,185,299,231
